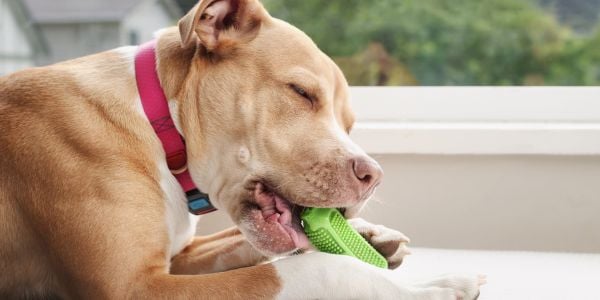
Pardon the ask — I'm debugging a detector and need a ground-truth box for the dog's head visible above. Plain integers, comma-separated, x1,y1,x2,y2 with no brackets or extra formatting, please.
170,0,383,256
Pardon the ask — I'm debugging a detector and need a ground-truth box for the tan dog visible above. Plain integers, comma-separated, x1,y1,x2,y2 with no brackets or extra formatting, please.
0,0,484,298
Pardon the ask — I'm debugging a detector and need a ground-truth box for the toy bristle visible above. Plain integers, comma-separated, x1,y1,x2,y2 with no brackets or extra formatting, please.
302,208,388,269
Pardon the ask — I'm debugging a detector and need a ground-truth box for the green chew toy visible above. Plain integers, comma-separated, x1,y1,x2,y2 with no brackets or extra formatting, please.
301,207,388,269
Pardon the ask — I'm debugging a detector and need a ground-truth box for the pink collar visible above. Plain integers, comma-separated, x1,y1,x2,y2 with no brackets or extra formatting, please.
134,40,216,215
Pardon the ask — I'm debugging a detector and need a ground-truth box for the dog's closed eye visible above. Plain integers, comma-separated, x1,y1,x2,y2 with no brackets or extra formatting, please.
289,83,315,107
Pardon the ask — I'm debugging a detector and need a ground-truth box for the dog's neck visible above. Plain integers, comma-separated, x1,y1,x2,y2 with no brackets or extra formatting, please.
152,29,218,195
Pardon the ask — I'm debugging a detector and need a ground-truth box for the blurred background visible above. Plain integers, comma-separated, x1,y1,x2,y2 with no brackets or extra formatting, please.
2,0,599,85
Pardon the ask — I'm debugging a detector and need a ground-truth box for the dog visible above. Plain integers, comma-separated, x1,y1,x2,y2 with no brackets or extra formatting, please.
0,0,484,298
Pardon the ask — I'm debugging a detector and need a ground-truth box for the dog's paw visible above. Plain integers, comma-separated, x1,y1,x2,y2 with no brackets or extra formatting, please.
347,218,410,269
416,274,486,300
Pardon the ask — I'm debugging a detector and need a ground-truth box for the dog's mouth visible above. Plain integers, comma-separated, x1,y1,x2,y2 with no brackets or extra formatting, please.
242,182,310,254
240,179,354,255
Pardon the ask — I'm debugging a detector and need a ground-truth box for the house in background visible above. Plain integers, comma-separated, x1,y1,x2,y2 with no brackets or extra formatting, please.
0,0,47,76
21,0,182,66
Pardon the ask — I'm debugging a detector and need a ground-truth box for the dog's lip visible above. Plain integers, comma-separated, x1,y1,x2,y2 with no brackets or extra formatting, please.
247,182,310,251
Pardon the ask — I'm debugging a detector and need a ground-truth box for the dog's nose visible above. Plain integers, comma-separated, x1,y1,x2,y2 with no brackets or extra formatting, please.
351,156,383,194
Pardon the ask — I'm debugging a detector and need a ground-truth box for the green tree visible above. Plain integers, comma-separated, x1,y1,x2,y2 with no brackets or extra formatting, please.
263,0,599,86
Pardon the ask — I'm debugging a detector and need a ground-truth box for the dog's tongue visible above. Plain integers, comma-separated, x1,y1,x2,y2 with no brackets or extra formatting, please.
255,183,309,249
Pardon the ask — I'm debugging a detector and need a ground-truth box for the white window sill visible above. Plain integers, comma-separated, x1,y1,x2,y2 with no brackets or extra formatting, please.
351,122,600,155
349,87,600,155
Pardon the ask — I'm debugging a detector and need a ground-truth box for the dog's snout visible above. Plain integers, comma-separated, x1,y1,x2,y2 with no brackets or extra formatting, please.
351,156,383,194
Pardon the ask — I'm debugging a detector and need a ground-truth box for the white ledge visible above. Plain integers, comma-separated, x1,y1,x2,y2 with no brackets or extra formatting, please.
350,122,600,155
348,87,600,155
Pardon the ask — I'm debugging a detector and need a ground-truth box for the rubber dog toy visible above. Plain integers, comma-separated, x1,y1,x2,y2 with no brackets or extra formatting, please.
301,207,388,268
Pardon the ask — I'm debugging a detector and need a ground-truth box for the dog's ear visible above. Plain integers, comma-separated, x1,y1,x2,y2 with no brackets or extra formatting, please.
178,0,264,52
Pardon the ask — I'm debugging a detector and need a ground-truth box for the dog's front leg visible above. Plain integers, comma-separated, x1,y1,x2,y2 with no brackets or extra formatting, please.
170,227,267,274
137,252,483,299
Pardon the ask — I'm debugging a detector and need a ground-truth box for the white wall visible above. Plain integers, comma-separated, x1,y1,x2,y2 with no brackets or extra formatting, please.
121,0,176,45
361,154,600,253
0,0,35,75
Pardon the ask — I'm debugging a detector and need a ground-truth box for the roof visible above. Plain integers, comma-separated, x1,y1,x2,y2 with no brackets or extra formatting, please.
22,0,182,23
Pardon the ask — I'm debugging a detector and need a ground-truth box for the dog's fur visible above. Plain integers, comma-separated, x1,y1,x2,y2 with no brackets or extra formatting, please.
0,0,483,298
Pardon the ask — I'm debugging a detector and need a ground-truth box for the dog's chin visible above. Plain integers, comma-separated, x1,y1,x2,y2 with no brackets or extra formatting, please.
238,182,310,256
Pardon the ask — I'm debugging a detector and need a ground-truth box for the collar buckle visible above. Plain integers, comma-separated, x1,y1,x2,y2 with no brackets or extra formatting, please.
186,189,217,215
